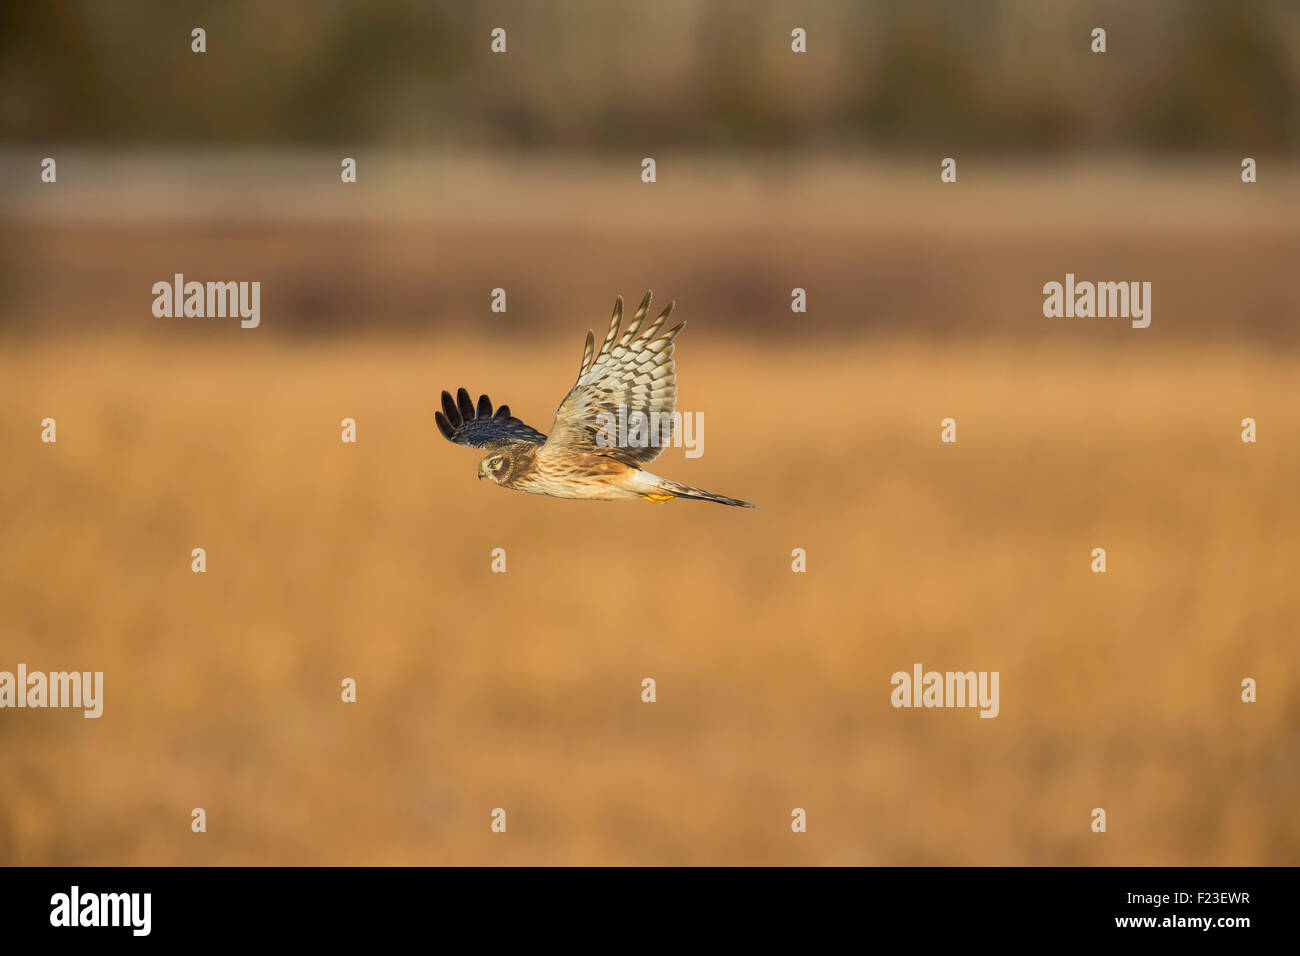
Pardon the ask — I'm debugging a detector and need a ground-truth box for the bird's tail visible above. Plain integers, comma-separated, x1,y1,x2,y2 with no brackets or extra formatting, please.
641,474,755,508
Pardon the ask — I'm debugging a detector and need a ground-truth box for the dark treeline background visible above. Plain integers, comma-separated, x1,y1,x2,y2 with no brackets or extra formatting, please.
3,0,1298,151
1,0,1297,342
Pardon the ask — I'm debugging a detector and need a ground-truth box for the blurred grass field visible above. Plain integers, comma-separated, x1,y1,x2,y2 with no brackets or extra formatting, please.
1,334,1296,864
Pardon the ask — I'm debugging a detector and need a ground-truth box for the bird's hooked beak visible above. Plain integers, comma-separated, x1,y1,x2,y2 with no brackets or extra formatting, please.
477,462,486,480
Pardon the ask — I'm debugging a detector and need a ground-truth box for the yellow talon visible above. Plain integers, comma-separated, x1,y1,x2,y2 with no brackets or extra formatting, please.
643,493,675,502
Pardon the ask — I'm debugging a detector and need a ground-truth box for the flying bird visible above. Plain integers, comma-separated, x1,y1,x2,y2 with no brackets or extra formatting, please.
436,291,754,508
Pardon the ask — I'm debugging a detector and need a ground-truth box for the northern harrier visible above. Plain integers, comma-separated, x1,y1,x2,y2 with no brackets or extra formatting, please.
436,292,754,508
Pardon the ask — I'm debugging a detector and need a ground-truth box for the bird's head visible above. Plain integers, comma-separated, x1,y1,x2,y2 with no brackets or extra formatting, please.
478,450,513,485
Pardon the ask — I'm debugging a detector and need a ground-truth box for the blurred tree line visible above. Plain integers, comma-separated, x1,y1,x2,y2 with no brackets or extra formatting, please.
2,0,1297,151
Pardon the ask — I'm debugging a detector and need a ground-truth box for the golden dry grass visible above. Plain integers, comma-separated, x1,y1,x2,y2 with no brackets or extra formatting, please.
1,334,1296,864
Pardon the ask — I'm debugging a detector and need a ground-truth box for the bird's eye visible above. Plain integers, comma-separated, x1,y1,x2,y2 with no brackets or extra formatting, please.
491,457,503,468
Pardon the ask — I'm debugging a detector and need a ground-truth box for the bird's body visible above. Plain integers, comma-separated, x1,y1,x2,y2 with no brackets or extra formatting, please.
488,440,632,501
436,291,754,508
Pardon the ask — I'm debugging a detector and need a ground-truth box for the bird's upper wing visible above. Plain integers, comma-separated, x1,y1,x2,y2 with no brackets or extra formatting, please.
436,388,547,448
543,291,683,467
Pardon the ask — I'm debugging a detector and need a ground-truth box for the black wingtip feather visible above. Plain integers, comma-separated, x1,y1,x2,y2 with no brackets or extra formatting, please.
456,388,475,419
440,390,459,425
476,394,492,419
435,411,455,440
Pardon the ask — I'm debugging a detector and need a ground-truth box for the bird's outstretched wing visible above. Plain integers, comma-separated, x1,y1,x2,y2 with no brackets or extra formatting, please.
436,388,547,448
544,291,683,467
